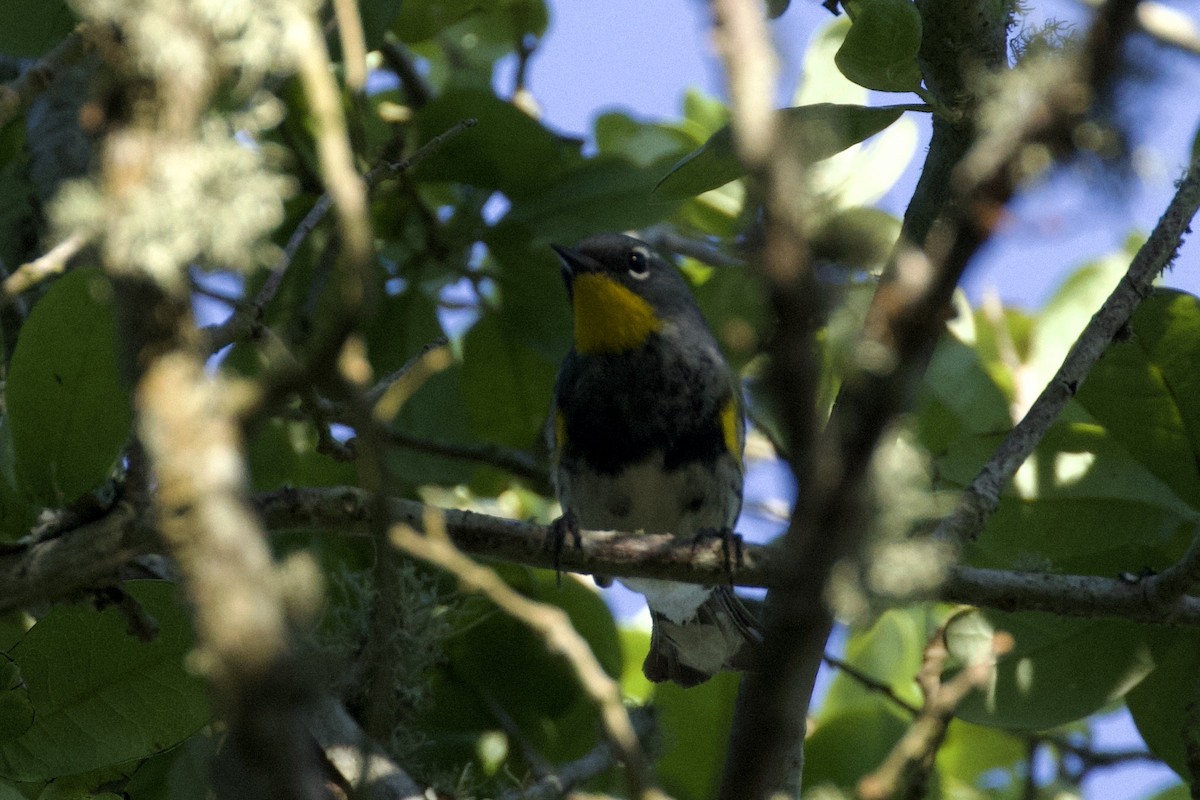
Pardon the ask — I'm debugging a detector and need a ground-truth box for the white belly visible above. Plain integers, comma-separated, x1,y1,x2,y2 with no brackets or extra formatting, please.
557,452,740,622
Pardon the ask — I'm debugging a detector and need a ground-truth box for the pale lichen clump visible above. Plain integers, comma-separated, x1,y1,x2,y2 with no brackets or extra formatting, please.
52,0,315,293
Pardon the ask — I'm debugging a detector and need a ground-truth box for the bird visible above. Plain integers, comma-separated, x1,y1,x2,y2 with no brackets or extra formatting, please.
548,232,761,687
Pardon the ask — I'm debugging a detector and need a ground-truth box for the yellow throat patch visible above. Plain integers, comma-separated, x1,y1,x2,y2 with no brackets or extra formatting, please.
572,273,662,354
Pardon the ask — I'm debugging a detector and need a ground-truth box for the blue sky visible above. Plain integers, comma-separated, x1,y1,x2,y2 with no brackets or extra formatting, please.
516,1,1200,798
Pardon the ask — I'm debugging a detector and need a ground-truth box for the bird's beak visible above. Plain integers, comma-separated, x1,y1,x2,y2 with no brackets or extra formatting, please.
550,243,586,277
550,244,594,296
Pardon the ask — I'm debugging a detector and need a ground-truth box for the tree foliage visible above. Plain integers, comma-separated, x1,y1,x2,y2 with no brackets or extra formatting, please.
0,0,1197,799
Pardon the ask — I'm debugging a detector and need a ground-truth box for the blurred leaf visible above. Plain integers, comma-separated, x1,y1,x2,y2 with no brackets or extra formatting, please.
834,0,923,92
655,672,741,800
811,206,901,271
245,419,358,492
951,611,1154,730
0,657,32,743
418,568,618,789
795,18,863,107
0,419,35,542
1127,630,1200,781
409,89,571,199
936,718,1025,786
0,0,76,58
392,0,477,42
766,0,791,17
804,705,910,790
504,155,683,243
6,268,132,507
594,112,696,167
688,260,767,370
357,0,404,50
618,627,653,704
0,581,209,781
656,104,904,198
461,313,558,449
821,609,928,717
1147,782,1191,800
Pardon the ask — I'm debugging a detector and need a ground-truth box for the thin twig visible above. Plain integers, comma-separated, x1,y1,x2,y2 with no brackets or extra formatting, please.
0,28,91,127
1,231,91,307
390,513,652,800
935,153,1200,544
822,654,921,716
385,430,549,486
857,618,1005,800
378,36,433,108
365,336,451,409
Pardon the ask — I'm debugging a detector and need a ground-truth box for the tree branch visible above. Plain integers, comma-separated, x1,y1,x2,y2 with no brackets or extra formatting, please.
935,151,1200,544
390,515,653,800
10,488,1200,624
1,231,91,308
0,28,90,128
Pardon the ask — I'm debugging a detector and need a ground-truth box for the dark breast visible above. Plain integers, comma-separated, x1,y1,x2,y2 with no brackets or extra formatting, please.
556,334,732,475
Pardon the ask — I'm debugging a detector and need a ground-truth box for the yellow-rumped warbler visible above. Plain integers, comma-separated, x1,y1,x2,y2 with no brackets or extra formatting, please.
549,233,761,687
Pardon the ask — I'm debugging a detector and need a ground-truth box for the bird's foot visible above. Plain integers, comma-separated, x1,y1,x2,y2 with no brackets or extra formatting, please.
692,527,743,585
546,511,582,588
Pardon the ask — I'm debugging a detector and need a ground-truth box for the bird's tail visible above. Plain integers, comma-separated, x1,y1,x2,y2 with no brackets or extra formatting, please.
642,586,762,688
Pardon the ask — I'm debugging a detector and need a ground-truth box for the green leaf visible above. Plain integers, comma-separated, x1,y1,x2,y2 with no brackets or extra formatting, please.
0,0,77,58
0,419,36,541
1127,630,1200,781
392,0,477,42
503,155,684,243
834,0,923,92
594,113,697,168
357,0,404,50
810,206,901,271
655,672,742,800
950,611,1154,730
820,609,928,719
418,567,618,789
0,581,210,782
803,705,909,789
6,268,132,507
408,90,571,199
1075,290,1200,511
461,314,558,449
245,419,358,492
936,719,1025,787
656,104,904,198
0,657,32,743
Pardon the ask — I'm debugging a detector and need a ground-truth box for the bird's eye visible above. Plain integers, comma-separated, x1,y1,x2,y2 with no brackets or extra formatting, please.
627,249,651,279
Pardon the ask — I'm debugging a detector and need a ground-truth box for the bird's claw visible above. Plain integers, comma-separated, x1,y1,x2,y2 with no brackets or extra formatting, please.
547,511,582,588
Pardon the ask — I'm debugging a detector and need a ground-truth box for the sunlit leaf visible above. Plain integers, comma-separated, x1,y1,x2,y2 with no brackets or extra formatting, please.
656,104,904,198
834,0,923,92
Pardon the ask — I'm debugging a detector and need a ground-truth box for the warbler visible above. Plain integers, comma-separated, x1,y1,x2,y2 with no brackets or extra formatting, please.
549,233,761,687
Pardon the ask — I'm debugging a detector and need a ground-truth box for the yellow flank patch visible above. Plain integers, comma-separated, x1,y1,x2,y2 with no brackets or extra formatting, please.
720,397,742,463
572,273,662,354
554,408,566,452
